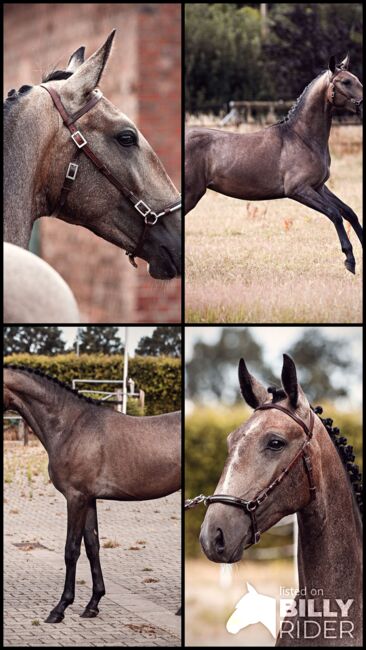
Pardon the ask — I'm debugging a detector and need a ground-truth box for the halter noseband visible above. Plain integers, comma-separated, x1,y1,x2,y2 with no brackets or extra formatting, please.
40,84,181,267
204,403,316,546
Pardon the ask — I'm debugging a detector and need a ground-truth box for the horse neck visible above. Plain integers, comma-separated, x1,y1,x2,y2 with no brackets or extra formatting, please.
296,428,362,600
8,374,71,453
4,94,51,247
289,73,333,149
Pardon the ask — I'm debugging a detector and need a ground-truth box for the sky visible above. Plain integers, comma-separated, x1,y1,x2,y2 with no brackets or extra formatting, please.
185,326,362,409
60,327,156,357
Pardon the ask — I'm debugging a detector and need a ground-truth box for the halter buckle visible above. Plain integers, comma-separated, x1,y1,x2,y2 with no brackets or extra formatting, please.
66,162,79,181
135,200,151,217
71,131,87,148
256,491,269,505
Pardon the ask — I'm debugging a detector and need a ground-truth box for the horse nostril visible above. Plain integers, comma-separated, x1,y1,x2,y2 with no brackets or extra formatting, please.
214,528,225,555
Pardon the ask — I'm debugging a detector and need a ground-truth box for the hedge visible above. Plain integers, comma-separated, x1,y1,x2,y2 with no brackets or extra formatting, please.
4,353,181,416
185,404,362,557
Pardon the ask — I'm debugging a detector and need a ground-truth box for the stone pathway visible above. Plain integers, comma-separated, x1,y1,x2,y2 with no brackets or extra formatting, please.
4,442,181,646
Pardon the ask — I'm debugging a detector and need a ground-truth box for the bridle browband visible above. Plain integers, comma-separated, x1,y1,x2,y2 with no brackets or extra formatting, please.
40,84,181,267
204,403,316,546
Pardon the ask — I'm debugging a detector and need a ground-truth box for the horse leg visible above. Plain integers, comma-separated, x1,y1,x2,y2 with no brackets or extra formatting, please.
290,186,356,273
320,185,363,246
184,161,206,214
46,492,89,623
80,499,106,618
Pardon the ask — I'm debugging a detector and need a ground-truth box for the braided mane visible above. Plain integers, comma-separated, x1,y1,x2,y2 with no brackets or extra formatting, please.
4,364,109,407
266,386,362,516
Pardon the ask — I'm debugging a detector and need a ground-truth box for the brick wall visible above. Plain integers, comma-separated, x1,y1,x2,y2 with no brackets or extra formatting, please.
4,3,181,323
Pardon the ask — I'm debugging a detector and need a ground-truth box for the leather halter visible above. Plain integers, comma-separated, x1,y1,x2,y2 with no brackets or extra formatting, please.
40,84,181,267
328,79,363,115
204,404,316,546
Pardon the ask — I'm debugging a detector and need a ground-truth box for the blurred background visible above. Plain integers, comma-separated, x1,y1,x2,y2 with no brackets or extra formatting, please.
185,326,362,646
4,3,181,323
186,3,362,117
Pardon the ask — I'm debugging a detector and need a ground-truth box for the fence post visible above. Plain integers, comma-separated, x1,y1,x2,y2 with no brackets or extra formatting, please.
116,389,123,413
139,390,145,413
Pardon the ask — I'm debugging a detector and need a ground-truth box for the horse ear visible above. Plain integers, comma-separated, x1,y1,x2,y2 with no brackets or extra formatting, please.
238,358,268,409
66,46,85,73
329,55,337,73
281,354,299,408
339,53,350,70
62,30,116,100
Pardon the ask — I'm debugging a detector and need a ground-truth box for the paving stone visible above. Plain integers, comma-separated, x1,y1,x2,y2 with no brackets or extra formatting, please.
4,443,181,647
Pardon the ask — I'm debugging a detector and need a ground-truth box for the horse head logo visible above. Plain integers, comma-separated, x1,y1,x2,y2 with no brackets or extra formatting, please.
226,582,277,638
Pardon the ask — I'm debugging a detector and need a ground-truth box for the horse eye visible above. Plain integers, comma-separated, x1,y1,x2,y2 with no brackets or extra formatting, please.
117,130,137,147
342,79,351,86
267,439,285,451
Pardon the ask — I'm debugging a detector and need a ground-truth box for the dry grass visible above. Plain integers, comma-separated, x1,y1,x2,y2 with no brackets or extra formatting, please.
185,122,362,323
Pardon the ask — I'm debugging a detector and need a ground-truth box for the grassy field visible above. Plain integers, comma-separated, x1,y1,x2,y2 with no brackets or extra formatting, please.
185,123,362,323
185,558,295,646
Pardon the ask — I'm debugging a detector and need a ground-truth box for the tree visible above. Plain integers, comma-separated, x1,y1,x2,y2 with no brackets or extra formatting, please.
77,327,124,354
135,327,181,358
287,328,358,403
4,326,66,356
186,328,275,403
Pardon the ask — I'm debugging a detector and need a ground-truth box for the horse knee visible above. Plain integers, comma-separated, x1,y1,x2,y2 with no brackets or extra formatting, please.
65,543,80,565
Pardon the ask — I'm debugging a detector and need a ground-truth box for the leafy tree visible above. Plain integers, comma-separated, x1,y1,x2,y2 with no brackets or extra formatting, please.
287,328,358,403
264,3,363,100
186,327,275,403
4,326,66,356
77,327,124,354
135,326,181,358
185,3,363,112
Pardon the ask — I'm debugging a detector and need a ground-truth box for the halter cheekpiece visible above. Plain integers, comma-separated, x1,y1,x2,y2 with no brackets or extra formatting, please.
40,84,181,267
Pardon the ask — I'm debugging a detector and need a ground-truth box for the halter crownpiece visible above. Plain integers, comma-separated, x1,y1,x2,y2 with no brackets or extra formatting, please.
204,404,316,546
40,84,181,267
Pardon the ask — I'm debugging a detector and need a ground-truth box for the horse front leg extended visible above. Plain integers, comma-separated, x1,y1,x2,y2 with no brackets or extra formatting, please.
80,499,106,618
290,186,356,273
46,492,89,623
320,185,363,246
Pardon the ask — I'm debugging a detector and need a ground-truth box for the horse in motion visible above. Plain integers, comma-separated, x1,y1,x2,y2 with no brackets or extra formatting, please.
199,354,362,645
4,366,181,623
185,55,363,273
4,31,181,280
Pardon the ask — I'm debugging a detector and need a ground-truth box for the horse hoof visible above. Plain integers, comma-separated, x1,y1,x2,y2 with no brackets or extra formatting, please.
345,260,356,274
81,607,99,618
45,611,64,624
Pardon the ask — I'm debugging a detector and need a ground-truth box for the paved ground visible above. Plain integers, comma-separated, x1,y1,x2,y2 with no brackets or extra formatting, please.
4,442,181,647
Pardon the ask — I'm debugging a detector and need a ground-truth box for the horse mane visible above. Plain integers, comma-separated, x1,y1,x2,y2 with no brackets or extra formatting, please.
4,68,73,115
276,70,329,125
4,84,33,113
266,386,363,516
4,364,108,407
42,69,73,82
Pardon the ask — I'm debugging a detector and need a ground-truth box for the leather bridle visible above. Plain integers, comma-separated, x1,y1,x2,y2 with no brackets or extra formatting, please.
40,84,181,267
328,79,363,115
204,404,316,546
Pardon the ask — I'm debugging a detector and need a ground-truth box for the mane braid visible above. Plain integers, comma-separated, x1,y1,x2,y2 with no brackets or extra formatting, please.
312,406,363,517
4,364,110,407
276,70,328,125
42,69,74,82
